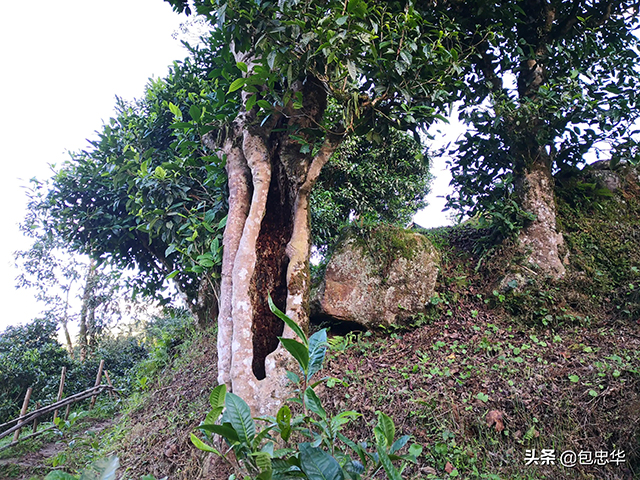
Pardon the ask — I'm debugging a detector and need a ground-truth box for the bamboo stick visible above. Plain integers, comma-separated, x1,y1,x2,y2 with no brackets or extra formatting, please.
12,388,32,442
32,402,40,433
53,366,67,423
104,370,115,399
90,360,105,410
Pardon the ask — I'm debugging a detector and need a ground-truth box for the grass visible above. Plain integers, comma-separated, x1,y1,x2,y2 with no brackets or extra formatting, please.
321,314,639,479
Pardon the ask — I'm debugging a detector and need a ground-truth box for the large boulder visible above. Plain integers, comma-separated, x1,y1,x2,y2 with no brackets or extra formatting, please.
311,227,440,328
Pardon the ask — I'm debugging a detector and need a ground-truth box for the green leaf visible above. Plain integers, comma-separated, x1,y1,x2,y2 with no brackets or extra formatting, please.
199,422,240,443
408,443,423,458
228,77,246,93
197,253,215,268
279,337,309,373
189,105,202,122
299,443,344,480
286,371,300,385
376,411,395,448
376,444,402,480
267,50,277,70
568,375,580,383
153,166,167,180
337,432,367,468
307,329,327,380
190,433,222,454
276,405,292,441
347,60,357,82
210,384,226,409
237,61,248,73
165,269,179,280
204,406,224,425
246,94,257,111
168,102,182,119
268,294,307,345
304,387,326,419
331,411,360,429
225,392,256,444
476,392,489,403
164,244,177,257
389,434,410,454
253,451,273,470
169,121,193,129
257,99,272,111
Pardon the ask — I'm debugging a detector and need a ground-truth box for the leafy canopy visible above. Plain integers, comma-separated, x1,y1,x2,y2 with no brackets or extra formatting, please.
166,0,465,138
444,1,640,231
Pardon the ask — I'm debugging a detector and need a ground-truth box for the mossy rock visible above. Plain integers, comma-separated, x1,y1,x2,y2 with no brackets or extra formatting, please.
311,226,440,328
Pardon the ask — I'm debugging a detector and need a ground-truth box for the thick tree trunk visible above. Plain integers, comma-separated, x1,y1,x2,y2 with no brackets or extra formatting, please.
78,259,97,362
515,149,566,278
213,67,342,414
215,137,251,389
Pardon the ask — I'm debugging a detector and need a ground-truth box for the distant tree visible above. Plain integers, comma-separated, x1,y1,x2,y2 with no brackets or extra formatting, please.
18,179,154,359
15,199,82,355
37,62,229,328
445,0,640,276
0,319,70,423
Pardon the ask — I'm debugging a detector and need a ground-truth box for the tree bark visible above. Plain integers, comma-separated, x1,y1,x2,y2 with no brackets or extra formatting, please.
213,66,343,414
61,286,74,357
215,136,251,389
515,148,566,278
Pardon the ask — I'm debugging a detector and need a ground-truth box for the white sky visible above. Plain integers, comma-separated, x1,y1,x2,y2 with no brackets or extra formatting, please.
0,0,188,331
0,1,453,332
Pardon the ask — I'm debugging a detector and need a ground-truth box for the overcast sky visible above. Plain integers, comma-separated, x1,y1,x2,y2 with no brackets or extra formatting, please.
0,1,454,332
0,0,189,330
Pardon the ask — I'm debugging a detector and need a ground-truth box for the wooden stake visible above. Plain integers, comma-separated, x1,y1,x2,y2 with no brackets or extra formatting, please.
32,402,40,433
53,366,66,423
13,387,32,442
90,360,105,410
104,370,115,399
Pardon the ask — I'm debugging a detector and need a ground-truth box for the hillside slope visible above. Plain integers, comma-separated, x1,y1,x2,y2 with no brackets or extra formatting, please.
78,163,640,479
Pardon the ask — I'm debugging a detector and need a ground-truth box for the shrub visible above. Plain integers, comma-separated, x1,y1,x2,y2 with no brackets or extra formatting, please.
0,318,71,423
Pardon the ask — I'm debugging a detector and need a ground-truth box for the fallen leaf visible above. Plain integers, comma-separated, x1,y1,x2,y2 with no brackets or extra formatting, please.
445,461,454,474
421,466,437,475
486,410,505,432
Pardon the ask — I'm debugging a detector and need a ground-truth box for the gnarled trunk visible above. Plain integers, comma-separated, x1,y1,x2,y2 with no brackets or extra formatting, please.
214,71,342,415
515,149,566,278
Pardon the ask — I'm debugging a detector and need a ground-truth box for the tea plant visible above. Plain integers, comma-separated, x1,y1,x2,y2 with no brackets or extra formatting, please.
191,296,422,479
